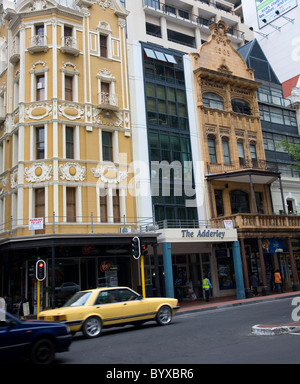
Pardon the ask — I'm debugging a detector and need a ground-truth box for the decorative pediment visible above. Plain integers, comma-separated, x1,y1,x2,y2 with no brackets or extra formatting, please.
17,0,57,13
192,21,255,82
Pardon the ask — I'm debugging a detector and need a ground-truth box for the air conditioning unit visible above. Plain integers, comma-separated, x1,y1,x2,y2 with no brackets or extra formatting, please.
145,224,159,232
120,226,131,233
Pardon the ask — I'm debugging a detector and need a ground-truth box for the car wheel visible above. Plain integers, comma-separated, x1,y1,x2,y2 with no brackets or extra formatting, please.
156,306,172,326
82,316,102,338
30,338,55,364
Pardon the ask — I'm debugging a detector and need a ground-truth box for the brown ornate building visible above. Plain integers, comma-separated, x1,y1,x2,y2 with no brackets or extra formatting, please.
192,21,300,296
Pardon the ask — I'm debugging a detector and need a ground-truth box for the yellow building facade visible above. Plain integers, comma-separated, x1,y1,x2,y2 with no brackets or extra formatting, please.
0,0,154,310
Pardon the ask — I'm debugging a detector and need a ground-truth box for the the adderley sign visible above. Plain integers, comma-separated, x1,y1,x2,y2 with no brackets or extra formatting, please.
158,228,237,243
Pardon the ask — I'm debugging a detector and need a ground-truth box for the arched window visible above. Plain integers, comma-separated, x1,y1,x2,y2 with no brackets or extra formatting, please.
230,190,250,214
203,92,224,110
222,137,231,165
208,135,217,163
232,99,252,115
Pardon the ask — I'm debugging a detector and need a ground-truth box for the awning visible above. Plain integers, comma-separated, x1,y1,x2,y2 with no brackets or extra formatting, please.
206,169,280,185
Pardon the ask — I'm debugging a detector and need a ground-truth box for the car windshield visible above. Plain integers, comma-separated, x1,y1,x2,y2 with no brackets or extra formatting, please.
63,291,92,307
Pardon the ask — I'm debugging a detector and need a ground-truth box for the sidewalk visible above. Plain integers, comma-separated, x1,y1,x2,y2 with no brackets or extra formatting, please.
177,290,300,335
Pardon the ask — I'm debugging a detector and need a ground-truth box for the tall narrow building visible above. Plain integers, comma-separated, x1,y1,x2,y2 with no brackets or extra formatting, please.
0,0,149,311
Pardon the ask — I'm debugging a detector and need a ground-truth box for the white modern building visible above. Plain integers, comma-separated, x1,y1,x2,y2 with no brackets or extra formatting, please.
241,0,300,96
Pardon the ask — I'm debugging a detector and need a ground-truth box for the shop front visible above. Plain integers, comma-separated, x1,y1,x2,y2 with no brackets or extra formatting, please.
142,226,242,301
0,233,158,315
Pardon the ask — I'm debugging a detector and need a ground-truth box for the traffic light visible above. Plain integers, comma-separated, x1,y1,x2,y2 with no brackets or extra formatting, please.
29,265,35,279
36,260,46,281
131,236,140,259
141,242,148,257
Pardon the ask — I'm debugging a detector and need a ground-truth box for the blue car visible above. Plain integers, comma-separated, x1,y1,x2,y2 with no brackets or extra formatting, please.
0,309,72,364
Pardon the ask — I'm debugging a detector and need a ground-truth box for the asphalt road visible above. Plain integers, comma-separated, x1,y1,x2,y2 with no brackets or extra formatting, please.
56,297,300,365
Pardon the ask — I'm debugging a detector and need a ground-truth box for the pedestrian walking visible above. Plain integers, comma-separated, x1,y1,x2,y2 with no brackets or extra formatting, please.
202,276,212,302
274,269,283,293
175,274,183,303
250,273,259,296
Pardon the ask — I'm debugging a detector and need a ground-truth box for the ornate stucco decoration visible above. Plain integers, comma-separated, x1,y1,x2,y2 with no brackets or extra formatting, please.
58,103,84,121
96,0,113,11
10,169,18,189
25,102,53,120
24,162,53,183
91,164,128,184
97,68,115,81
211,21,231,47
59,162,86,181
0,176,7,195
93,108,123,127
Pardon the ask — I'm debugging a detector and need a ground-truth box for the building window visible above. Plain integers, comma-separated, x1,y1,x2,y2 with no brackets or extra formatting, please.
66,126,74,159
214,189,224,217
100,193,107,223
65,75,73,101
36,127,45,159
230,190,250,214
36,75,45,101
100,35,108,58
145,82,188,130
35,25,45,45
259,105,297,126
208,135,217,163
250,142,257,167
113,190,120,223
35,188,45,218
66,187,76,222
203,92,224,110
102,131,113,161
237,139,245,166
222,137,231,165
232,99,252,115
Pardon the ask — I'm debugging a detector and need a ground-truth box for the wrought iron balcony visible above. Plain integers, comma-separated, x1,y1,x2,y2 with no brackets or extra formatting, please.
98,92,119,111
60,36,80,56
28,35,49,54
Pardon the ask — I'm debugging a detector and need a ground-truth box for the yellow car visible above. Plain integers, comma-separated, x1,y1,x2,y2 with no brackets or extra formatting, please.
38,287,180,338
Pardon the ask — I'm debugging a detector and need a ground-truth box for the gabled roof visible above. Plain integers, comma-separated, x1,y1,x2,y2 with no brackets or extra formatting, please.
238,39,280,84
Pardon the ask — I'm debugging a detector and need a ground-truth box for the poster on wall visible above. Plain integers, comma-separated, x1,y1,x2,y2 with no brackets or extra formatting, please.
256,0,298,28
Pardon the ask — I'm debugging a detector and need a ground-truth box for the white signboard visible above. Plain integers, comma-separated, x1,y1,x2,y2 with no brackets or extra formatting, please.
224,220,234,229
29,217,44,230
158,228,238,244
256,0,298,28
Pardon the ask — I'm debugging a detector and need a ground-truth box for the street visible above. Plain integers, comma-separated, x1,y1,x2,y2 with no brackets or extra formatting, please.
54,297,300,365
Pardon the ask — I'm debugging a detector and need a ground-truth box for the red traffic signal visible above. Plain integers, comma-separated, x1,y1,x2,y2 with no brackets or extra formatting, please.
141,242,148,257
36,260,46,281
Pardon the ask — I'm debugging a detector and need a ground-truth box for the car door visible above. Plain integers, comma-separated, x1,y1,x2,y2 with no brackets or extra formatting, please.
92,289,124,326
118,288,151,322
0,315,29,361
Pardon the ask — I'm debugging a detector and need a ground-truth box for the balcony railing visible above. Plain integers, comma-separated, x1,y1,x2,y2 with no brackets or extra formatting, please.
212,213,300,231
0,214,159,240
144,0,244,39
98,92,118,110
207,159,279,174
28,35,49,54
60,36,80,56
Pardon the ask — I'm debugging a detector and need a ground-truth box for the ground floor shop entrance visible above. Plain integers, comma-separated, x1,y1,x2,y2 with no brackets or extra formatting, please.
0,234,158,315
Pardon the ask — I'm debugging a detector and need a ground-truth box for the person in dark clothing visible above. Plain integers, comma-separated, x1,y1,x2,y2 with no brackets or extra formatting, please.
250,273,259,296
